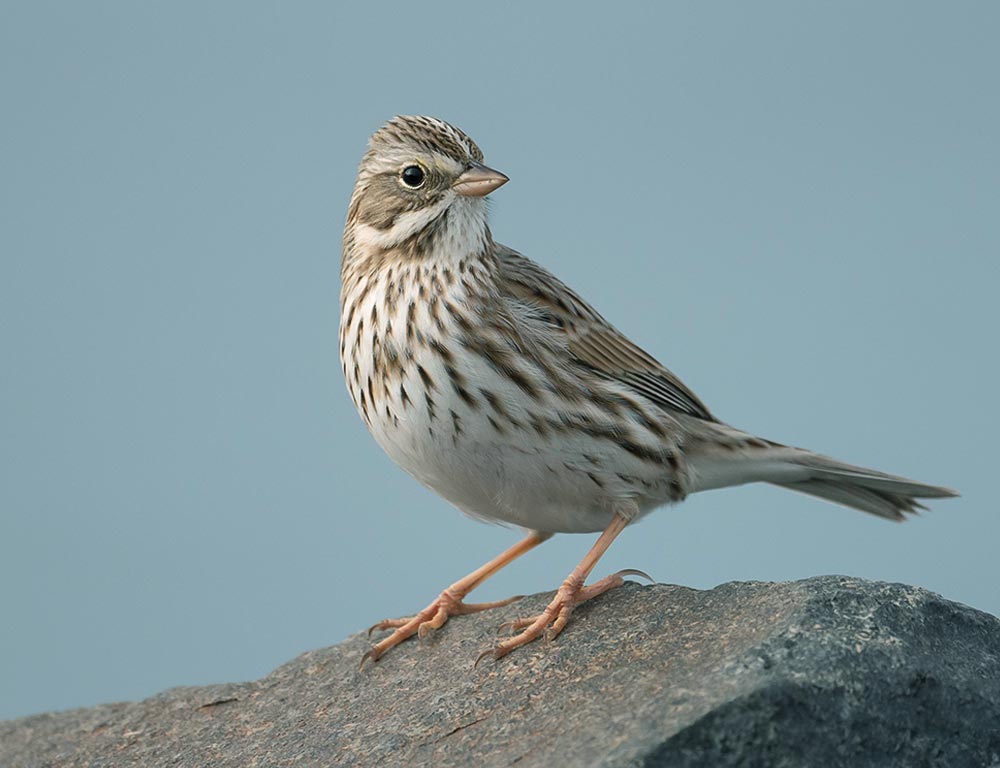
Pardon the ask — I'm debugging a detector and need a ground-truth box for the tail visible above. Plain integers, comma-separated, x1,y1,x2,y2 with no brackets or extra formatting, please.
686,429,958,521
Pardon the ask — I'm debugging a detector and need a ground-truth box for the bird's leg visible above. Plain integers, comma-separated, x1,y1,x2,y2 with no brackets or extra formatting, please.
362,531,551,666
479,511,635,664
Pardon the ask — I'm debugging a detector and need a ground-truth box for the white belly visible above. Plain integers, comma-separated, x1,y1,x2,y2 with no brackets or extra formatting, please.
340,258,683,534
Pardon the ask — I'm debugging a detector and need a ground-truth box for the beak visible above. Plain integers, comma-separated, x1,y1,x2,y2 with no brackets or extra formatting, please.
452,162,509,197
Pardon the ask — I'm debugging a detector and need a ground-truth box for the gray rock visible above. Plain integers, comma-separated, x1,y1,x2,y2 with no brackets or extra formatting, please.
3,576,999,767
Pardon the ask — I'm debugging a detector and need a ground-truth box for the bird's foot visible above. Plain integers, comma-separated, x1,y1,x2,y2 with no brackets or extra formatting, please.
477,568,649,665
362,589,524,667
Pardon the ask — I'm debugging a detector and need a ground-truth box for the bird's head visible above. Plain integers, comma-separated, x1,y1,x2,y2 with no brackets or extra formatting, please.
345,116,508,258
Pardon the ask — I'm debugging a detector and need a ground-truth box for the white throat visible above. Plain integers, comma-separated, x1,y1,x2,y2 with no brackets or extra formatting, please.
353,196,490,262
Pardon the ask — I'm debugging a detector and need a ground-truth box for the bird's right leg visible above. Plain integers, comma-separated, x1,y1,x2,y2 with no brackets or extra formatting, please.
362,531,551,666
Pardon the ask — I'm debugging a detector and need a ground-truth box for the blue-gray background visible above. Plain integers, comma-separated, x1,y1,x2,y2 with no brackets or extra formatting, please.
2,2,997,720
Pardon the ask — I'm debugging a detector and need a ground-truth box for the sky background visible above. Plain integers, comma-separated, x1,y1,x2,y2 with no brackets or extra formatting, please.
2,2,997,720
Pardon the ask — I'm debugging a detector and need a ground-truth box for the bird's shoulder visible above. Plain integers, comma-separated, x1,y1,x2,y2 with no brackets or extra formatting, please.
493,245,716,422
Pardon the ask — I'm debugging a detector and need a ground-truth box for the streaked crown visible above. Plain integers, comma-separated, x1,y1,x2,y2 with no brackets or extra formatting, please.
370,116,484,165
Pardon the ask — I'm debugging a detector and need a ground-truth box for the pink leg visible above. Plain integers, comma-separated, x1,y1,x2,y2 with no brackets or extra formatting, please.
362,531,551,666
478,512,640,664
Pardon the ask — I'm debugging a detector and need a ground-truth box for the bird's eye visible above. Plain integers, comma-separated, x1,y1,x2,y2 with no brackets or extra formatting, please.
400,165,426,189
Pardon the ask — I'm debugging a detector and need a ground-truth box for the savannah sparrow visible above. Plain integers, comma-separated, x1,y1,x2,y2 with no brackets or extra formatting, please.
340,115,957,665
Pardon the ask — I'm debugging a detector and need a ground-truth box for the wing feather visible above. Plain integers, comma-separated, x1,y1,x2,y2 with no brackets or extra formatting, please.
496,246,715,421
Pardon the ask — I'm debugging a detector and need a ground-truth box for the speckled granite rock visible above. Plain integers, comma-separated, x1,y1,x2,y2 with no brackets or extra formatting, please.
3,576,999,767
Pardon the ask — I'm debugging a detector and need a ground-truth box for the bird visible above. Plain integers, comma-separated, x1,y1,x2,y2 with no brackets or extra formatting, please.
339,115,957,666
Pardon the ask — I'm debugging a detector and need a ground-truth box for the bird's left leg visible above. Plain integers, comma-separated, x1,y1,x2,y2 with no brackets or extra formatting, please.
362,530,552,666
479,505,645,664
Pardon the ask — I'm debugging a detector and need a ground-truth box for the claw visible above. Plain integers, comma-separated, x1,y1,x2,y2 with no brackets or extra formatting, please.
367,617,409,637
359,648,379,670
497,616,535,635
474,648,497,669
617,568,654,584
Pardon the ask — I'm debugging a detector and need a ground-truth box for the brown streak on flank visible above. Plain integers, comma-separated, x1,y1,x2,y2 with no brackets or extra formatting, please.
619,395,667,438
385,280,396,313
343,301,357,332
448,302,474,333
547,372,585,405
586,471,605,489
462,336,543,402
618,440,668,465
353,317,365,352
544,416,571,435
561,415,665,465
359,389,369,421
428,296,445,332
445,364,477,408
503,364,543,401
424,392,437,422
591,391,626,417
406,302,416,341
429,337,454,364
416,364,436,392
400,383,412,409
633,409,668,439
486,414,505,434
480,388,508,418
527,412,550,438
353,275,374,309
366,376,375,409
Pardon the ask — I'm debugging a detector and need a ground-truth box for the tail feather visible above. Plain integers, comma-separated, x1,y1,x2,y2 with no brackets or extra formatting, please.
687,430,958,521
773,479,927,521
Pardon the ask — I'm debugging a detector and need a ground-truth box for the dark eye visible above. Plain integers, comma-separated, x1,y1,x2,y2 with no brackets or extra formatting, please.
400,165,425,189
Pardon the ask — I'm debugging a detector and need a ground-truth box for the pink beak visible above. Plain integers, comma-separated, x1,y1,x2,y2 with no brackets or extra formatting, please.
453,162,509,197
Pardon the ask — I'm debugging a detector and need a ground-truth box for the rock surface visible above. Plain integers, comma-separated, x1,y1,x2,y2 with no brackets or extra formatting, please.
3,576,999,767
